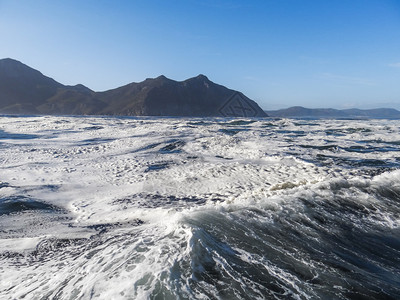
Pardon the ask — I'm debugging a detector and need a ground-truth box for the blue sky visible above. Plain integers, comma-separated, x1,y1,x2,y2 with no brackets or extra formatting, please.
1,0,400,110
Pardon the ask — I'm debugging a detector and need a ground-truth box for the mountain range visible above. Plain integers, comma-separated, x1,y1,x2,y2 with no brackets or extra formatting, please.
0,58,267,117
266,106,400,119
2,58,399,119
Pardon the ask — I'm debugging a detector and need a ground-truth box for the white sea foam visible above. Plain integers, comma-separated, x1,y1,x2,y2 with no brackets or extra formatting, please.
0,116,399,299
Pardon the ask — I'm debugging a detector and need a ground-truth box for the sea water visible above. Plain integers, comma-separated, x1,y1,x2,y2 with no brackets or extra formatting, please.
0,116,399,299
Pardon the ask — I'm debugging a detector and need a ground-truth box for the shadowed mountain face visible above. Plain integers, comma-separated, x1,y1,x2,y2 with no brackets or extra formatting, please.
0,58,62,113
0,58,267,117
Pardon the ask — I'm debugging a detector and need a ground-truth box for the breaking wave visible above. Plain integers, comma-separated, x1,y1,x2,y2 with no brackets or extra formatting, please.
0,116,399,299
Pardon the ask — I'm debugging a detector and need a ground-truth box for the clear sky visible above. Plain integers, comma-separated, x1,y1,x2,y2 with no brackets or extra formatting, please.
1,0,400,110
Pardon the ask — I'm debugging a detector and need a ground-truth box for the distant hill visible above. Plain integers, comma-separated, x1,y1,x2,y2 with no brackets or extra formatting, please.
0,58,267,117
266,106,400,119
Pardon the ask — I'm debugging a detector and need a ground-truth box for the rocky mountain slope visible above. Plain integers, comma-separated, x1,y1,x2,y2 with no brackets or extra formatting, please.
0,58,267,117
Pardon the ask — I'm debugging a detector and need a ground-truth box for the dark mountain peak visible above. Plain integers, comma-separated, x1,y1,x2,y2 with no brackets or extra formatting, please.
0,58,43,79
143,75,173,84
183,74,213,88
0,57,19,64
196,74,209,80
0,57,23,66
68,84,93,93
0,58,62,88
0,58,35,74
147,75,170,82
186,74,209,82
0,58,64,110
0,58,267,117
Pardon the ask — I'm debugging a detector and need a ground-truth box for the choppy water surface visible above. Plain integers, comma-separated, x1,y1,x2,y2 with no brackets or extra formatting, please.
0,116,399,299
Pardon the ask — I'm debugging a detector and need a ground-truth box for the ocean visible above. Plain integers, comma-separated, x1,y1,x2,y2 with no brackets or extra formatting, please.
0,116,399,299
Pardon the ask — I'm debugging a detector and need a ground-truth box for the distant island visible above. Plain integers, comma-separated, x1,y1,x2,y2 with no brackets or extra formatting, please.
0,58,266,117
266,106,400,119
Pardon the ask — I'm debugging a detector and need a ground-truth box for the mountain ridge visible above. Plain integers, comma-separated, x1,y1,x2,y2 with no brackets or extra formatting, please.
0,58,267,117
266,106,400,119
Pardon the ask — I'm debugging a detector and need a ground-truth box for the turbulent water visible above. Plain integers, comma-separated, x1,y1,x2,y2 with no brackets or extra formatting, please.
0,116,399,300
